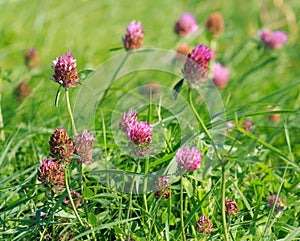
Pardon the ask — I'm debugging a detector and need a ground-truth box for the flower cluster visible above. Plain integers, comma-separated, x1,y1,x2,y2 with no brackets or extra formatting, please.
38,157,65,191
24,47,40,70
183,44,214,84
258,29,288,49
196,215,213,234
206,12,225,36
38,127,96,191
75,129,97,164
174,13,198,37
122,20,144,51
51,51,81,88
154,176,170,199
176,146,202,172
119,110,152,157
225,199,239,215
212,62,230,88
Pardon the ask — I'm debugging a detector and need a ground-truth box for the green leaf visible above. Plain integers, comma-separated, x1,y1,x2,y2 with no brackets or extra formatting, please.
278,226,300,241
78,69,95,81
182,177,193,198
83,187,93,198
88,213,97,227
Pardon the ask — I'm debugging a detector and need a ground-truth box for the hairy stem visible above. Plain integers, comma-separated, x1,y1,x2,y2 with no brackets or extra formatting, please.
65,89,77,135
65,167,85,227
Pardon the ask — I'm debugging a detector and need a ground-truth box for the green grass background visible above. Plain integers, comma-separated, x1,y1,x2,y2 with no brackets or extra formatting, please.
0,0,300,240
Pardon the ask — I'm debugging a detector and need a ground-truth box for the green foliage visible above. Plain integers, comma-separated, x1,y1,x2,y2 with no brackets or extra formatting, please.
0,0,300,240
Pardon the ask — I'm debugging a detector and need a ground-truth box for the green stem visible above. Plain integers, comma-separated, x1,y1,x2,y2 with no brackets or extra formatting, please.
188,88,221,160
65,167,85,227
126,174,136,240
221,165,229,241
0,93,5,142
65,89,77,135
180,177,186,241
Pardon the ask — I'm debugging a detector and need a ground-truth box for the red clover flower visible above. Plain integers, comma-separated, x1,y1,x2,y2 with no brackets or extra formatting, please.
49,127,75,162
75,129,97,165
176,146,202,172
225,199,239,215
51,51,81,88
122,20,144,51
196,215,213,234
38,157,65,191
183,44,214,84
174,13,198,37
206,12,225,36
258,29,288,49
212,62,229,89
126,120,152,145
119,109,137,132
154,176,170,199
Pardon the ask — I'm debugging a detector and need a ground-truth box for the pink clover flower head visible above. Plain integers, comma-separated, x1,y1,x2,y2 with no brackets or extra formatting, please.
154,176,170,199
122,20,144,51
119,109,138,132
51,51,81,88
176,146,202,172
38,157,65,190
196,215,213,234
174,12,198,37
268,194,282,209
75,129,97,164
212,62,230,88
127,120,152,145
183,44,214,84
259,29,288,49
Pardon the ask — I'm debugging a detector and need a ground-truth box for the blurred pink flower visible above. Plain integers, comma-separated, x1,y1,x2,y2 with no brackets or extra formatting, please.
154,176,170,199
122,20,144,51
119,109,138,132
176,146,202,172
212,62,229,88
75,129,97,164
183,44,214,84
127,120,152,145
258,29,288,49
51,51,81,88
174,12,198,36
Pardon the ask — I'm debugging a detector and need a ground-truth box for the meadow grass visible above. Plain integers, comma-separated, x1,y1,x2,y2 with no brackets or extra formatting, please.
0,0,300,240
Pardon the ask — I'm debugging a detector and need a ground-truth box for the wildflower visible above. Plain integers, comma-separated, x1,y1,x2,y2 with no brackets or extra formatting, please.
242,118,253,132
122,20,144,51
15,81,32,103
225,199,239,215
174,13,198,37
51,51,81,88
154,176,170,199
196,215,213,234
268,194,286,217
49,127,75,162
63,191,82,208
176,43,190,62
38,157,65,190
119,109,138,132
24,47,40,70
268,194,283,209
226,121,234,134
258,29,288,49
206,12,224,36
183,44,214,84
75,129,97,164
127,121,152,145
176,146,202,172
212,62,229,88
